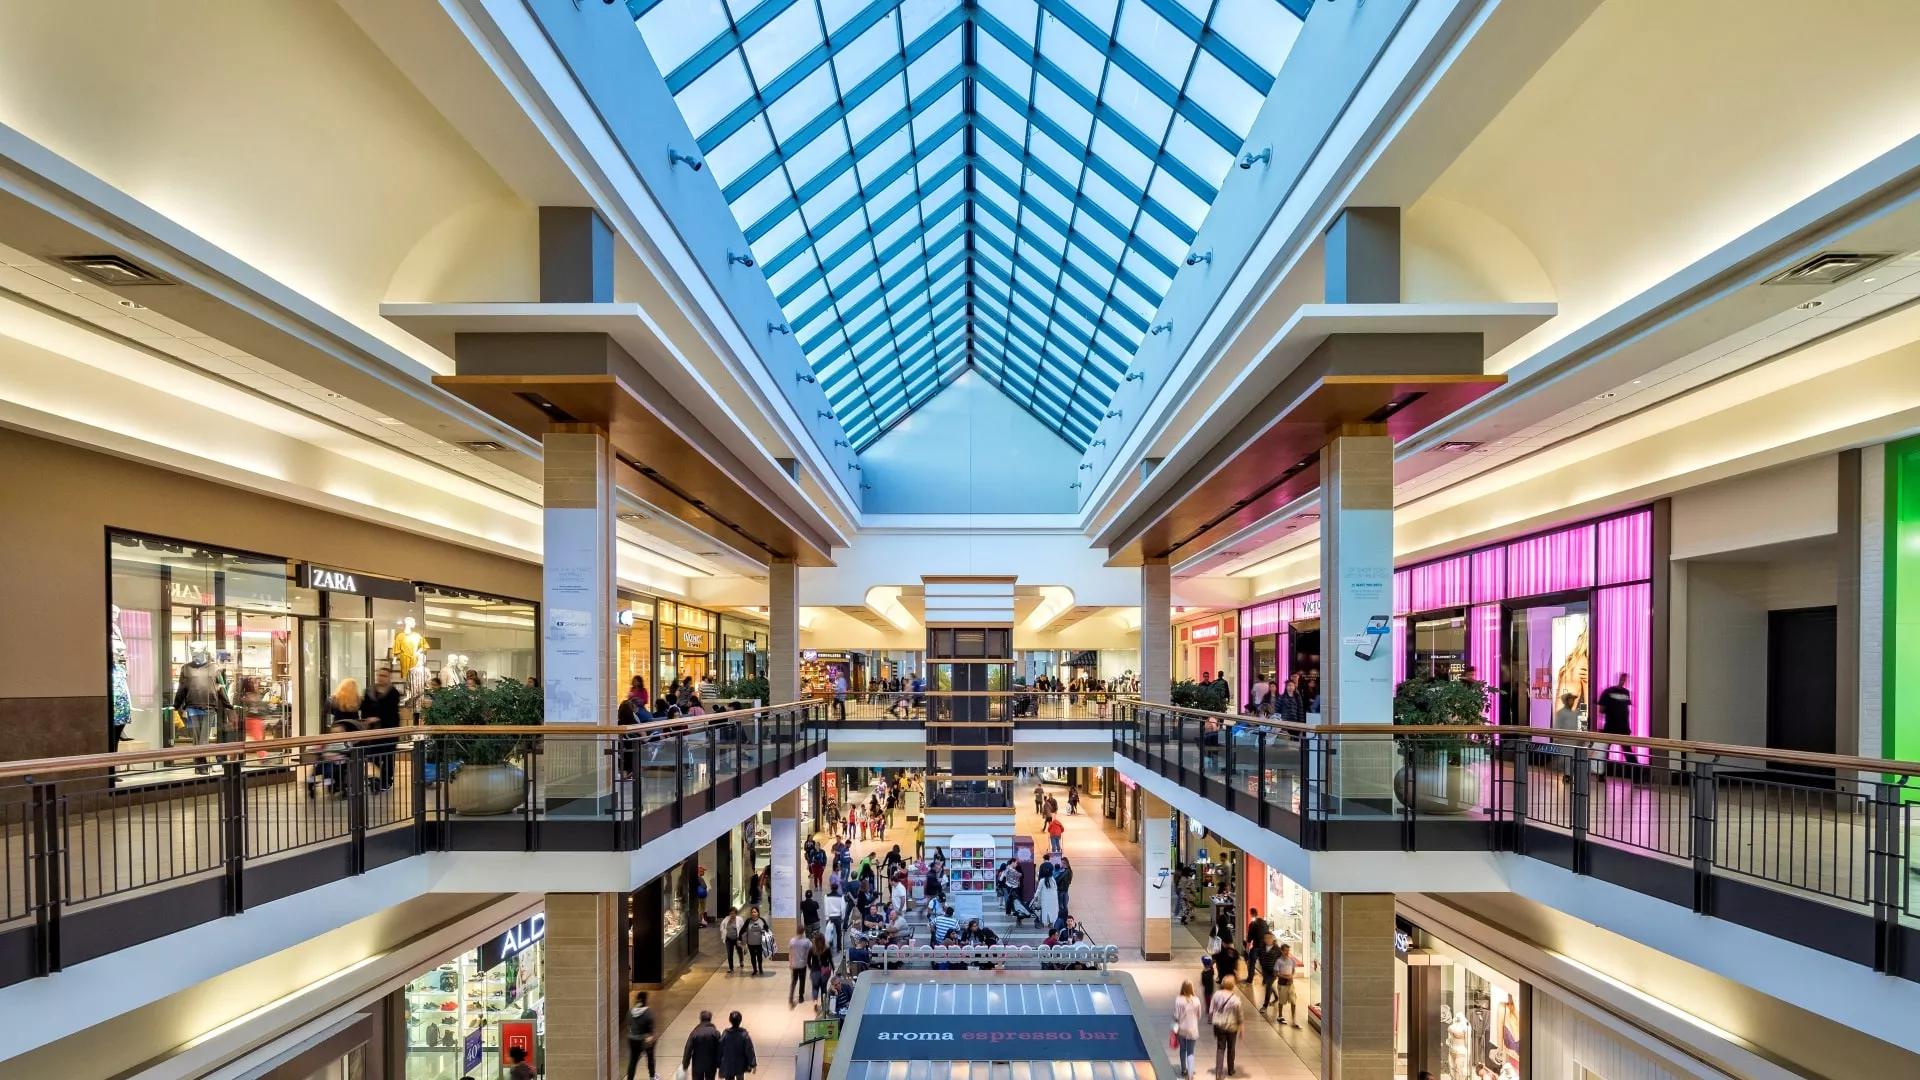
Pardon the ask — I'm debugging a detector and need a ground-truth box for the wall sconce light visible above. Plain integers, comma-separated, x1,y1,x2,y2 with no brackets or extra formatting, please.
668,148,704,171
1106,409,1122,419
769,322,791,334
1238,147,1272,170
1125,371,1145,382
1079,463,1094,471
728,251,756,267
847,462,862,472
797,372,817,384
1149,321,1173,336
834,438,850,448
1069,481,1083,491
1091,439,1106,448
817,410,834,420
1184,249,1212,266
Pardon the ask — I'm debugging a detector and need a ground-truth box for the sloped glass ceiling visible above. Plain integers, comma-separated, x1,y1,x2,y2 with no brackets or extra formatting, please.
628,0,1309,451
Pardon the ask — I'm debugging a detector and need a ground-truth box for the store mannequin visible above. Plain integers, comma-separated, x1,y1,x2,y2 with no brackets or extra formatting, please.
394,617,425,678
109,605,133,752
173,641,229,747
1444,1015,1472,1080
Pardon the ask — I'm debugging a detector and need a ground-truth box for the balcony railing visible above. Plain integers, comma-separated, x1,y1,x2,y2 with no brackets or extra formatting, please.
823,691,1127,727
0,701,824,987
1115,700,1920,980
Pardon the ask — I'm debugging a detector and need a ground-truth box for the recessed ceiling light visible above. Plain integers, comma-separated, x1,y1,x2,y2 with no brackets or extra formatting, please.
1631,379,1642,385
116,299,145,310
1864,278,1878,284
1596,392,1618,400
1437,441,1481,453
376,416,402,425
1797,300,1824,310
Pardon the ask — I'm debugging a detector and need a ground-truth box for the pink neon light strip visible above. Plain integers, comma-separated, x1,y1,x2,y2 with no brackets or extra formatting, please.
1405,555,1471,612
1393,570,1410,615
1506,524,1595,597
1594,583,1652,762
1597,510,1654,585
1470,547,1506,604
1391,616,1407,687
1470,602,1501,721
1242,602,1282,638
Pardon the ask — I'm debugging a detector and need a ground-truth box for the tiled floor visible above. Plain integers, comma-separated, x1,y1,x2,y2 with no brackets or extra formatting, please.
646,778,1320,1079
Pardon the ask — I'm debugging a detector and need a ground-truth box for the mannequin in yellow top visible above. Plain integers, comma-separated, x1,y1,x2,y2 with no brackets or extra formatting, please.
394,617,425,677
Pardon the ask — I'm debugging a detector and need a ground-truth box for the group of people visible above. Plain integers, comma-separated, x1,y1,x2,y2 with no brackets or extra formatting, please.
996,848,1078,932
311,669,405,797
617,673,726,725
1241,670,1319,723
1170,905,1305,1078
823,782,901,843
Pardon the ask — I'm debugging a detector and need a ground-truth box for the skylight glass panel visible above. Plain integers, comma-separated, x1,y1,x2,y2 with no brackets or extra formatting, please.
631,0,1308,451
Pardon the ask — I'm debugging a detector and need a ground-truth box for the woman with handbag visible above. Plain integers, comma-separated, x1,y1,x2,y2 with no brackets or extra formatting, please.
1170,980,1203,1078
1208,974,1244,1077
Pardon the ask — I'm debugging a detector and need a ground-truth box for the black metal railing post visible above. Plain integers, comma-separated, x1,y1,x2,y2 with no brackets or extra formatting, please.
1223,731,1237,814
522,741,539,853
674,733,687,827
1299,733,1322,851
29,780,63,977
220,758,249,913
1508,739,1529,855
1401,738,1418,852
705,730,719,811
411,739,430,855
1256,731,1270,829
1570,744,1591,875
1689,758,1716,915
344,746,369,874
1869,780,1903,972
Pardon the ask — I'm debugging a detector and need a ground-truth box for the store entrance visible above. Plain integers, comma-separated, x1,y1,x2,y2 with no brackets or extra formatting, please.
1290,621,1322,717
1407,610,1469,682
300,616,371,736
1502,598,1589,729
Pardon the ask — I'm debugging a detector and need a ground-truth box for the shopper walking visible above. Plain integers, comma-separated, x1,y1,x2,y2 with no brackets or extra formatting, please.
720,907,744,974
1597,672,1634,778
742,907,770,976
809,931,833,1002
1171,980,1204,1079
1274,942,1302,1027
1209,975,1244,1077
1066,783,1080,815
1046,813,1065,855
626,990,656,1080
787,929,812,1006
1000,859,1023,915
682,1010,722,1080
1054,855,1074,914
360,668,403,791
1253,932,1283,1017
1037,862,1060,928
1034,784,1046,816
718,1011,757,1080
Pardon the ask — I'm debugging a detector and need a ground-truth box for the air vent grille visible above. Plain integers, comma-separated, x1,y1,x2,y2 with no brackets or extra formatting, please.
459,440,510,452
1765,252,1894,287
59,254,167,286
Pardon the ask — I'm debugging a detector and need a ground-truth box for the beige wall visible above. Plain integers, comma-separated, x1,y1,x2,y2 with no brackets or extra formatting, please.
0,427,540,755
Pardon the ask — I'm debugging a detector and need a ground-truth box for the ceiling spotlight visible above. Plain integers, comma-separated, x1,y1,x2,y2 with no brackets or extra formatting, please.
1079,463,1094,471
1149,321,1173,336
769,321,791,334
834,438,850,448
1091,439,1106,448
669,148,704,171
860,482,872,491
1069,481,1083,491
1106,409,1122,419
1238,147,1272,170
116,298,146,310
797,372,817,384
817,410,835,420
728,251,756,267
847,462,862,472
1125,371,1145,382
1184,249,1212,266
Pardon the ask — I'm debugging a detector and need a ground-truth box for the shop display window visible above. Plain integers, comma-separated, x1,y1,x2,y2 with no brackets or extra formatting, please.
1408,611,1470,682
1406,928,1524,1080
107,532,313,781
661,864,688,950
417,585,536,689
402,919,546,1080
1503,599,1589,729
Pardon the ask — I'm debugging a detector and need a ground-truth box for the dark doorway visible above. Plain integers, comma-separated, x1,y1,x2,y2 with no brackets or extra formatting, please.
1766,606,1837,755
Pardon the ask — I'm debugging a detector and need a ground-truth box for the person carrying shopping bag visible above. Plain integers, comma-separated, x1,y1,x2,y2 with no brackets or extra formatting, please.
1170,980,1203,1079
1208,975,1244,1077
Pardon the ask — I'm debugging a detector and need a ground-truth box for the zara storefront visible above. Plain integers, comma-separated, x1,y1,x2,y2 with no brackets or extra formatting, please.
1239,506,1664,741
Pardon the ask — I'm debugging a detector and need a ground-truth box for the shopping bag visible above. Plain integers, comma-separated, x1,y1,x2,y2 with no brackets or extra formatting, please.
1169,1029,1181,1051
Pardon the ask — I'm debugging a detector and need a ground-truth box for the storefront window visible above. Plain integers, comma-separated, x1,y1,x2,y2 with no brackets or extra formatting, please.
619,595,656,701
417,585,537,688
108,532,311,781
401,914,546,1079
720,615,769,685
1503,599,1589,729
1404,925,1524,1080
1408,611,1470,681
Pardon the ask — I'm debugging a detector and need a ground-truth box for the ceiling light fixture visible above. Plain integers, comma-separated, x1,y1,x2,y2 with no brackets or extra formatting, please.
1106,409,1122,419
817,410,835,420
376,416,403,425
1436,441,1481,453
796,372,816,384
1149,321,1173,335
1126,371,1145,382
1238,147,1272,170
1184,249,1212,266
727,251,756,267
1069,481,1082,490
668,148,704,171
768,321,791,334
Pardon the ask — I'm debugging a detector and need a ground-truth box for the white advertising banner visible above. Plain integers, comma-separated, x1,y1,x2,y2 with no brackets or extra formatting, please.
542,505,605,725
1143,802,1172,920
770,816,797,919
1329,507,1394,724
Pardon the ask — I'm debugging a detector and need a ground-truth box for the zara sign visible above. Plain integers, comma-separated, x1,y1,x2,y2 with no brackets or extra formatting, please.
297,563,417,602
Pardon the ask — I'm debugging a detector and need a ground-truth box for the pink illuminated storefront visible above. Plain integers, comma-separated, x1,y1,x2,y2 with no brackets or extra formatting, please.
1240,507,1661,742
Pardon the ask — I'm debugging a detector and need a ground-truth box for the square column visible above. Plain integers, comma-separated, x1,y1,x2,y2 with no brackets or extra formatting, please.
1320,892,1398,1080
769,558,799,703
1141,790,1174,959
1141,559,1171,703
769,788,801,951
543,426,616,809
1321,427,1395,806
542,892,625,1080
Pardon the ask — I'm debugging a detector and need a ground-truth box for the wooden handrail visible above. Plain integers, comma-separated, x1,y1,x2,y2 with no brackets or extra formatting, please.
1116,701,1920,780
0,700,819,781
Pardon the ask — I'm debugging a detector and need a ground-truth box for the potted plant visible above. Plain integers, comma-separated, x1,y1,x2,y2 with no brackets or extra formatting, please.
1171,678,1229,712
1391,676,1489,814
423,679,539,815
726,675,770,706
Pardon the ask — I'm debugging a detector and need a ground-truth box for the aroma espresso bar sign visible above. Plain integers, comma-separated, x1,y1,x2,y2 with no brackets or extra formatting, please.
851,1014,1148,1061
297,563,417,602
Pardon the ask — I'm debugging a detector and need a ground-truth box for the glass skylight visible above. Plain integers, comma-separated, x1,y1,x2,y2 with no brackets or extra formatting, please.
629,0,1308,451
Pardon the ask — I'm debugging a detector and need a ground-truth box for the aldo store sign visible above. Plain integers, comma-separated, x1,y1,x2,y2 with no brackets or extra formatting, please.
297,563,417,602
477,913,546,971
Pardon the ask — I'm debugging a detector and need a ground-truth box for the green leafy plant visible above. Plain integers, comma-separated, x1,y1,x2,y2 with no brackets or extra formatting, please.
422,680,541,767
1171,678,1229,712
724,675,770,703
1392,676,1490,762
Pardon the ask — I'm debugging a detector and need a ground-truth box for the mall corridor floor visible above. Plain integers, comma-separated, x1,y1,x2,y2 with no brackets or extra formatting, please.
643,782,1320,1079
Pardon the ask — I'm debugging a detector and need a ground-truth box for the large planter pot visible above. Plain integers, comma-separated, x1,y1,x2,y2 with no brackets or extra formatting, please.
449,762,526,815
1393,760,1479,815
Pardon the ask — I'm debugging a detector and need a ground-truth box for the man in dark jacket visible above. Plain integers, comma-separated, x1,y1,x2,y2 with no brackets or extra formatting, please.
718,1011,757,1080
1054,856,1074,915
683,1010,723,1080
361,668,403,791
